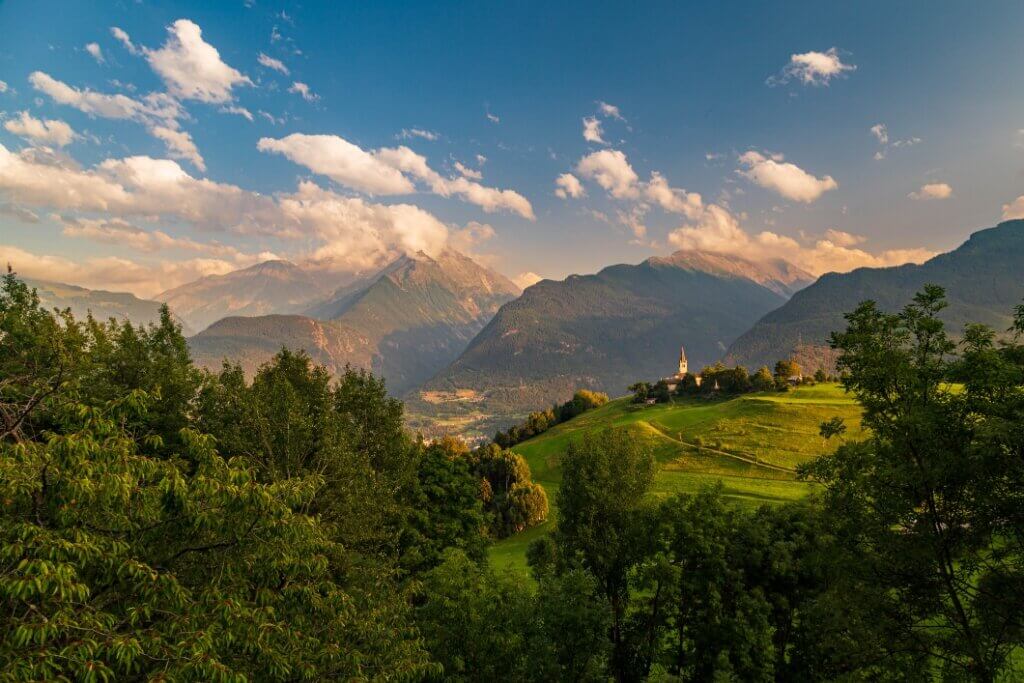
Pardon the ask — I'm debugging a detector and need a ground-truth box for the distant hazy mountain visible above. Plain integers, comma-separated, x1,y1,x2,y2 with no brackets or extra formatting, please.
188,250,521,394
22,278,189,333
157,260,342,332
414,250,812,426
726,219,1024,371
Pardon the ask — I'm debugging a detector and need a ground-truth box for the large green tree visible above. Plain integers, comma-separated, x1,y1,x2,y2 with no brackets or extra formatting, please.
804,286,1024,681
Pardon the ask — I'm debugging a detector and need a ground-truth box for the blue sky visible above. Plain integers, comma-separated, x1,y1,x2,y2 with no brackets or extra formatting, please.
1,0,1023,296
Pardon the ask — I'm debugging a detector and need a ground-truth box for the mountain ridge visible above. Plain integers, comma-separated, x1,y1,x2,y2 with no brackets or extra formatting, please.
725,219,1024,371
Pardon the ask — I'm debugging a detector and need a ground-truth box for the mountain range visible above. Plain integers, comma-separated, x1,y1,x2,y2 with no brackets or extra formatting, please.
156,260,345,333
725,219,1024,371
20,277,190,334
411,250,812,432
188,250,521,394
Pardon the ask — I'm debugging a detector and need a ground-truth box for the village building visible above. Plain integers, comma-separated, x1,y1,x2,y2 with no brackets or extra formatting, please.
663,346,700,390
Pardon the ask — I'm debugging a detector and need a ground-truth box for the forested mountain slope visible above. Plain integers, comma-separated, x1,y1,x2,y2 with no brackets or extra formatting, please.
726,219,1024,370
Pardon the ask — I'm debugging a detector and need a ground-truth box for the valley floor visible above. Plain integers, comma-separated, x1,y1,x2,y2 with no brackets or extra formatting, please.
490,383,864,575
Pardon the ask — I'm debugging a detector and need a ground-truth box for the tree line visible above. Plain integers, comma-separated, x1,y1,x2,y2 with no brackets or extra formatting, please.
2,271,1022,681
629,358,833,404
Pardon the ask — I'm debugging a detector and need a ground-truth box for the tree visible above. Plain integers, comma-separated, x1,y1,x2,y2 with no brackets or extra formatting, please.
752,366,775,392
629,381,651,404
814,367,828,383
803,286,1024,680
0,393,431,680
403,436,490,572
652,379,672,403
472,443,548,537
773,359,801,385
553,428,656,681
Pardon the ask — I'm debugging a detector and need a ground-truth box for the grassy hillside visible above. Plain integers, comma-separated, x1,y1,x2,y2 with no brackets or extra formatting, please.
490,383,863,574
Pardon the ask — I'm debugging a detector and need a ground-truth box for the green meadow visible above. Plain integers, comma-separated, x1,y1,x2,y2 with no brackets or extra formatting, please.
490,383,864,574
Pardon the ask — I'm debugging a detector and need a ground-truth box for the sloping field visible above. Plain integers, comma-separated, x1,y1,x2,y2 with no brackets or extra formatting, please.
491,383,863,573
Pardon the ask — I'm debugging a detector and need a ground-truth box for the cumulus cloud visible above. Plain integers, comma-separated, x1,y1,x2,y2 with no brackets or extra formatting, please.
447,220,496,256
455,161,482,180
30,71,183,126
85,42,105,64
737,150,837,203
0,81,8,93
823,228,866,247
597,101,624,121
258,133,415,195
257,52,289,75
767,47,856,86
644,171,702,218
149,126,205,171
145,19,252,103
4,111,77,147
908,182,952,200
576,149,640,199
288,81,318,102
667,203,934,276
110,26,140,56
259,133,535,218
486,111,500,124
870,123,888,145
513,271,543,289
1003,196,1024,220
0,143,497,289
582,116,606,144
554,172,585,199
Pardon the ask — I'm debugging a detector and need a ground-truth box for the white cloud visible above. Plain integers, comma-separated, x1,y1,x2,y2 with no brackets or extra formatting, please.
823,228,866,247
257,52,289,75
398,128,439,141
218,105,253,121
737,150,837,203
258,133,415,195
644,171,702,218
455,161,482,180
513,271,543,289
375,146,535,219
597,101,624,121
149,126,205,171
667,203,934,276
259,133,535,218
582,116,606,144
4,111,77,147
145,19,252,104
767,47,856,86
1003,196,1024,220
30,71,183,126
288,81,318,102
448,220,496,256
576,149,640,199
85,42,105,64
486,111,500,124
0,143,492,289
908,182,952,200
110,26,140,56
870,123,888,145
554,172,585,199
476,154,487,166
0,81,8,93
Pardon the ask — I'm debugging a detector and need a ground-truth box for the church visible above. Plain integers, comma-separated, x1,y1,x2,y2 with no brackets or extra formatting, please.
663,346,700,391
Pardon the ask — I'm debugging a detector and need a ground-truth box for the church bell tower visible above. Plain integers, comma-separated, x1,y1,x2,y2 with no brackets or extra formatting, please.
678,346,688,376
